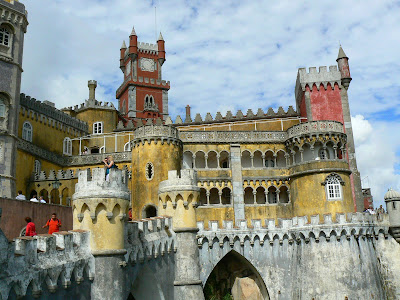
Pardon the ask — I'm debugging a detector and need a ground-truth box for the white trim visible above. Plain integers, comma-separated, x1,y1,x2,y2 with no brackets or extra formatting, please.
93,121,103,134
63,137,72,156
22,121,33,142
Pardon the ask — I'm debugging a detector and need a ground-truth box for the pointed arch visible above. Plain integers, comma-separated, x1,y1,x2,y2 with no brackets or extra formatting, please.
203,250,269,300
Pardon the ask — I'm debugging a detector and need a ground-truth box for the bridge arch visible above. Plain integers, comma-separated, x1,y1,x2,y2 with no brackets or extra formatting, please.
203,250,269,299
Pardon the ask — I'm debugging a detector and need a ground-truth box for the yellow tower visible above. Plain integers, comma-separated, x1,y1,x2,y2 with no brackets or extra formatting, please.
72,168,130,253
72,167,130,300
131,124,182,219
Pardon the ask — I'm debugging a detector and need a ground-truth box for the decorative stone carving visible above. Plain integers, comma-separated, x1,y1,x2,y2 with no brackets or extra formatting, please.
140,58,156,72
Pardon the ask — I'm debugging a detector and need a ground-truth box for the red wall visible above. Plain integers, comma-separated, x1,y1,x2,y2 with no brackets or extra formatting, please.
308,83,343,123
0,198,73,241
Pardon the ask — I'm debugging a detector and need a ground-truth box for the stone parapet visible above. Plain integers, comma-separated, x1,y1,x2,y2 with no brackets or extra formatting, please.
72,168,130,201
20,94,88,132
124,216,176,264
287,120,344,138
159,169,200,194
197,212,390,244
132,124,181,146
62,98,116,114
3,230,93,299
180,130,287,144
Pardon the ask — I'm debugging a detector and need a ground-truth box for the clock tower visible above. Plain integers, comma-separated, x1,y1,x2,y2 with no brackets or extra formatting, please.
116,27,170,122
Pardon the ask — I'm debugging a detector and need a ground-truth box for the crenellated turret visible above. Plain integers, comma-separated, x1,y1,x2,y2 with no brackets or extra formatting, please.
384,188,400,243
336,46,352,90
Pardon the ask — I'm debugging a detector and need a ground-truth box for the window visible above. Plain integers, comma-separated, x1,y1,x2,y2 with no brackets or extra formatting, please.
34,160,41,174
63,137,72,156
124,141,131,152
93,122,103,134
323,174,344,200
145,162,154,180
0,99,5,118
0,27,10,47
319,148,329,160
22,121,32,142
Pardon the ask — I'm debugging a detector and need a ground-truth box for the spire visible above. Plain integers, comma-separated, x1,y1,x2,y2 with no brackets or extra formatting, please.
158,32,164,41
130,26,137,36
121,40,127,49
337,45,348,60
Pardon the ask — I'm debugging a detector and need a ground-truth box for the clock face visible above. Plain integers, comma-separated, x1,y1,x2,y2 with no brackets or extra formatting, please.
141,58,155,72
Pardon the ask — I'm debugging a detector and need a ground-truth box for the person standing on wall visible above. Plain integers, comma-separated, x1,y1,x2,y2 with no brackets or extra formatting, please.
43,213,61,234
25,217,37,236
103,155,116,181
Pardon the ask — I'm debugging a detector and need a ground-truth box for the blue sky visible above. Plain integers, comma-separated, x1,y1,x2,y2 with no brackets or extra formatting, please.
21,0,400,208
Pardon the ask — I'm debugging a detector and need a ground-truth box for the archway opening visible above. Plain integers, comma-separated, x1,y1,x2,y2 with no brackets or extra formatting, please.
143,205,157,218
204,250,269,300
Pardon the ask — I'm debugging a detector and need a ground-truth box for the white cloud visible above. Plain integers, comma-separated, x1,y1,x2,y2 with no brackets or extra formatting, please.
19,0,400,203
352,115,400,208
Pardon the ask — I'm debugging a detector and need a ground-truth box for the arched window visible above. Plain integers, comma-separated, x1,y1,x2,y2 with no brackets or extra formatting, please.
22,121,32,142
0,26,11,47
323,173,344,200
124,141,131,152
0,98,6,118
63,137,72,155
34,159,41,174
93,121,103,134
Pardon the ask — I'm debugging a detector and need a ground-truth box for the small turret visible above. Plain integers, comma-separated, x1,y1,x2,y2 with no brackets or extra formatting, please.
88,80,97,100
384,188,400,243
157,32,165,66
120,40,127,71
336,46,352,90
129,26,138,60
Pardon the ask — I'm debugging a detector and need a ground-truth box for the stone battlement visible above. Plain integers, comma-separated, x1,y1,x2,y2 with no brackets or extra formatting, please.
62,98,116,113
4,230,93,298
295,65,342,94
0,1,28,32
138,42,158,54
72,168,130,201
197,213,389,234
159,169,199,193
125,216,176,264
165,106,298,126
20,94,88,132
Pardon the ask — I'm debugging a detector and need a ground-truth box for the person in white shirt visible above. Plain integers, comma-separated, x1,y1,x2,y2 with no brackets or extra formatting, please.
30,195,39,203
16,190,26,200
39,196,46,204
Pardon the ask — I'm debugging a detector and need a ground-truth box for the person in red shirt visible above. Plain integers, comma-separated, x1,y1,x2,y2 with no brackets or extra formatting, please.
42,213,61,234
24,217,37,237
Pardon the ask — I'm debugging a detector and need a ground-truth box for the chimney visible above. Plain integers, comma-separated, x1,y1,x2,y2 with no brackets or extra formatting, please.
88,80,97,100
185,105,192,123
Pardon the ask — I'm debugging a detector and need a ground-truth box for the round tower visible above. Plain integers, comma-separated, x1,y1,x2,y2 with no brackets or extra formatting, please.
158,169,204,300
336,46,352,90
131,124,182,219
384,188,400,243
72,167,130,300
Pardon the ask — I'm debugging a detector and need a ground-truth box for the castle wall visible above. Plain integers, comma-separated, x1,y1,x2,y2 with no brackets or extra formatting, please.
0,198,73,240
16,149,62,197
198,213,400,300
74,108,118,135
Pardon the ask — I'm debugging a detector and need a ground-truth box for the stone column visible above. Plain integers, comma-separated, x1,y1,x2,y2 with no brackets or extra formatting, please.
72,168,130,300
158,169,205,300
230,144,245,223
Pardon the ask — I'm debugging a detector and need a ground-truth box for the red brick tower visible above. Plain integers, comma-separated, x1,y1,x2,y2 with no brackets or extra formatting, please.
116,27,170,121
295,46,363,212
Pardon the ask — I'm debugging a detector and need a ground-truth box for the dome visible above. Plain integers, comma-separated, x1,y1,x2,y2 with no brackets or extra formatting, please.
384,188,400,200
